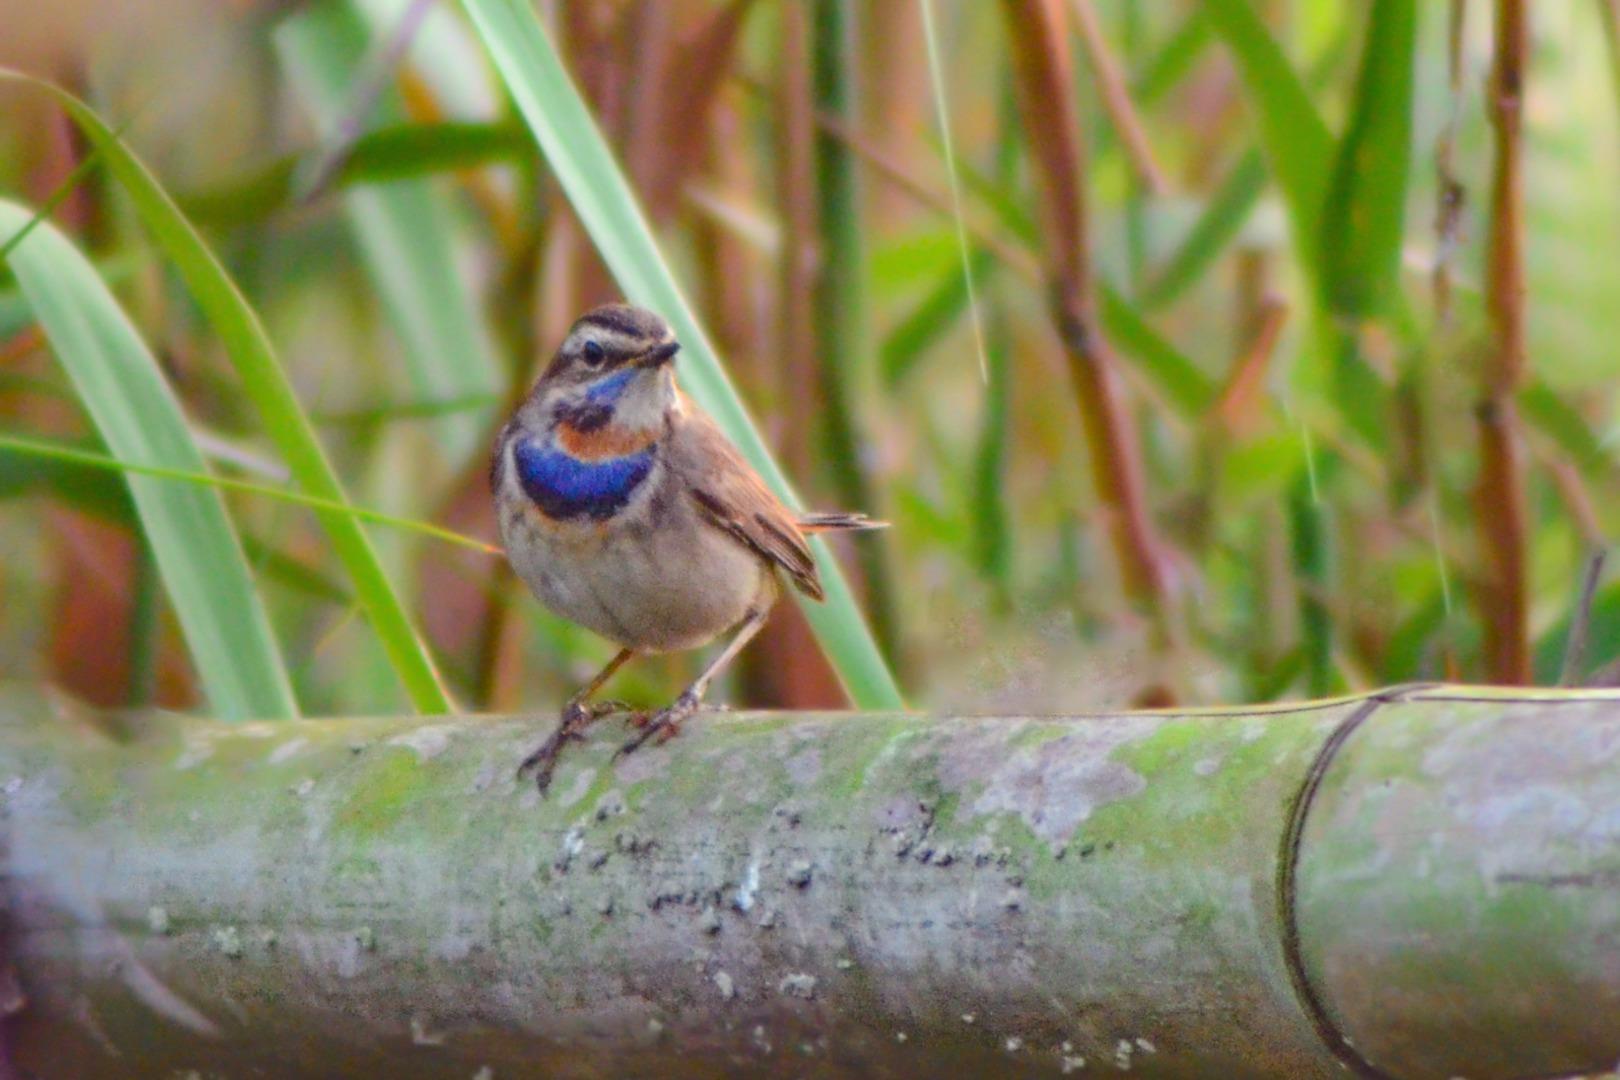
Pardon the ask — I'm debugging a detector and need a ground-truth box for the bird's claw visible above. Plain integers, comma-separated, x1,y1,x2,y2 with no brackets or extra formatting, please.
614,717,676,760
614,693,699,761
515,730,569,795
518,699,638,795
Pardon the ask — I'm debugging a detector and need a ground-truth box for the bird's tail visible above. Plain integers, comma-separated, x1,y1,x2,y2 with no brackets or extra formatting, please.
797,511,888,533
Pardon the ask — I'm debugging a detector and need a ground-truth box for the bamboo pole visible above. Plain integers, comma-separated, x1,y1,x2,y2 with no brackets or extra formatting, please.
3,684,1620,1077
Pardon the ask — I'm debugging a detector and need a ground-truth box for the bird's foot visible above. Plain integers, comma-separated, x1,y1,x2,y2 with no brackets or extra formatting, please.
614,691,700,761
518,699,639,795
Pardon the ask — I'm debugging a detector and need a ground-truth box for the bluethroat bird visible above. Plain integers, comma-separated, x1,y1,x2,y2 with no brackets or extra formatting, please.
491,303,885,793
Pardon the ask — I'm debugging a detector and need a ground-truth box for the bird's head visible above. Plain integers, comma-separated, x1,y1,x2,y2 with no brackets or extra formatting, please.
522,303,680,435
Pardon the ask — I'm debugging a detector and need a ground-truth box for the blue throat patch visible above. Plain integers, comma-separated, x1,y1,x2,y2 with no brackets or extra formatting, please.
513,433,655,521
584,368,637,404
556,368,639,432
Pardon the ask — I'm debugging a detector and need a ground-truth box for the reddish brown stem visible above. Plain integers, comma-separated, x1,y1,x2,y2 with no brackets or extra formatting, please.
1215,296,1288,437
774,0,820,479
1485,0,1529,395
1475,0,1531,684
999,0,1175,612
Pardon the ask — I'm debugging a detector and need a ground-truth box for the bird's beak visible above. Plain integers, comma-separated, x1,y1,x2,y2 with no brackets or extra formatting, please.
637,340,680,368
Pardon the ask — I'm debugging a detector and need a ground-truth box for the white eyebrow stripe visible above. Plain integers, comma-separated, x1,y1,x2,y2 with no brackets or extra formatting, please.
563,325,641,354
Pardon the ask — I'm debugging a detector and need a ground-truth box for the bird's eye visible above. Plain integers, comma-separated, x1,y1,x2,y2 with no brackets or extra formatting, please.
582,340,606,366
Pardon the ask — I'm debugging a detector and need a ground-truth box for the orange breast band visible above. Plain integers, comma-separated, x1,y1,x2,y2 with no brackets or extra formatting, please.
556,421,658,461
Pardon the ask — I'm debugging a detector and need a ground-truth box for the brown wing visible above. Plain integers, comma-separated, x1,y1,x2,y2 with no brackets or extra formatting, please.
674,409,825,601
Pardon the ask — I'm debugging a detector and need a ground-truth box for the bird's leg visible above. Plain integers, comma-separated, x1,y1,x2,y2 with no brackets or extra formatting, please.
617,606,770,760
519,648,639,794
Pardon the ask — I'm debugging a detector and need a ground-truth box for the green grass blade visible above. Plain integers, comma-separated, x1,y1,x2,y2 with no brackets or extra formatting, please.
343,121,527,180
1135,14,1212,105
278,2,503,470
1203,0,1335,281
171,158,298,229
1141,149,1266,310
0,201,298,721
1520,379,1613,472
1,71,458,714
456,0,904,709
0,438,135,524
971,306,1013,603
0,148,107,264
0,434,501,556
1287,474,1339,696
1319,0,1416,317
1099,284,1218,417
175,122,527,228
881,246,997,387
